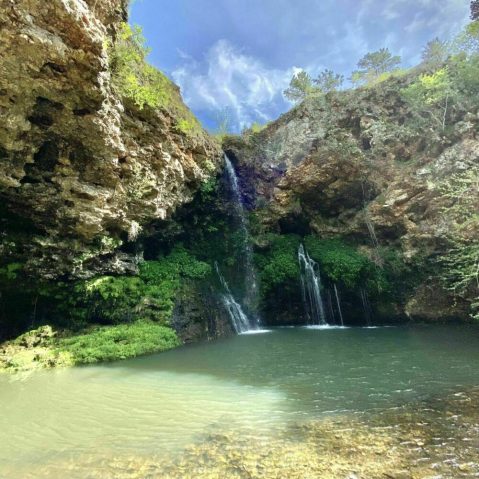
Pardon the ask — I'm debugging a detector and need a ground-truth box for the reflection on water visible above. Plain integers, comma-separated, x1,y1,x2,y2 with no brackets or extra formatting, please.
1,325,479,478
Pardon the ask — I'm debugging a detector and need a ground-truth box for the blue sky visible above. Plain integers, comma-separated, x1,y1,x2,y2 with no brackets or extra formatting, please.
130,0,470,132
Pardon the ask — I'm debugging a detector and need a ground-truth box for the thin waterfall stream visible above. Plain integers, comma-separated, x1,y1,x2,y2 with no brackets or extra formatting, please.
333,283,345,327
218,154,261,331
215,262,250,333
298,244,327,325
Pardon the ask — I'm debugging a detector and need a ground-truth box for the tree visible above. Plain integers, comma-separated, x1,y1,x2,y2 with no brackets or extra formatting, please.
421,38,448,69
351,48,401,85
313,69,344,93
284,71,318,102
453,19,479,55
438,166,479,321
402,68,454,130
472,0,479,20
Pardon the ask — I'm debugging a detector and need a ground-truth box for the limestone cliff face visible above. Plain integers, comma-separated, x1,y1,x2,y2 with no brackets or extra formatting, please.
0,0,222,279
225,77,479,321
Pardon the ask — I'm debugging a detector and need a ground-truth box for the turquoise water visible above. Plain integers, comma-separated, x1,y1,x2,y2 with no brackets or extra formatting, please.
1,325,479,478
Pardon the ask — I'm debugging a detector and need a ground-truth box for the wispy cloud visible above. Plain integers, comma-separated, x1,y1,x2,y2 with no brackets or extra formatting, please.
172,40,298,131
134,0,471,131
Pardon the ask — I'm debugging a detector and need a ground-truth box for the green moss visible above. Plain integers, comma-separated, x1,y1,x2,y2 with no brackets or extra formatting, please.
71,246,212,325
109,23,202,137
304,237,374,289
256,234,301,295
56,321,180,365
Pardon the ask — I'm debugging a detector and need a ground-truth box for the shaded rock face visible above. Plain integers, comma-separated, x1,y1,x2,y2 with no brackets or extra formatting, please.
0,0,222,279
172,281,234,343
225,78,479,322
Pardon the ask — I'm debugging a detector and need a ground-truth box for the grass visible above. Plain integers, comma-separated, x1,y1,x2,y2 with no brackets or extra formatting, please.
57,321,181,365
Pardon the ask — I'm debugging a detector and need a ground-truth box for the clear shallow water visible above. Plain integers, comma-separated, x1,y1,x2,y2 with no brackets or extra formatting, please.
1,325,479,478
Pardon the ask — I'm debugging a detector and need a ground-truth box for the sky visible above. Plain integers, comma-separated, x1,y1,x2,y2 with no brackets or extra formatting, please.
130,0,471,132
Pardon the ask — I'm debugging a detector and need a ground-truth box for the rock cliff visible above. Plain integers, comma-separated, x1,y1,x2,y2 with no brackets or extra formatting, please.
225,75,479,322
0,0,222,279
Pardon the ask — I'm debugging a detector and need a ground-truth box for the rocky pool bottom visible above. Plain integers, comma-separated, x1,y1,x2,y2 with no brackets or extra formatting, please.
1,326,478,479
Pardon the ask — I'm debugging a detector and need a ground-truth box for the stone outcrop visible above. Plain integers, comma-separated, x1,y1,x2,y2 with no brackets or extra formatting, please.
0,0,222,279
225,77,479,321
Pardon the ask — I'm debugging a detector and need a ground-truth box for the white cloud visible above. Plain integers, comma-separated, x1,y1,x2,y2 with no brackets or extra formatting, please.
172,40,299,131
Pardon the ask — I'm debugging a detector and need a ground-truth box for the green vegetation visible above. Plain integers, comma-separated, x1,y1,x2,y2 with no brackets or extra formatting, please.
437,168,479,320
255,234,301,296
284,71,318,102
402,18,479,132
284,68,343,103
0,247,209,370
73,246,212,325
56,322,180,365
0,322,180,372
254,234,396,299
472,0,479,20
402,67,453,130
421,38,448,69
351,48,402,86
109,23,201,135
304,237,383,291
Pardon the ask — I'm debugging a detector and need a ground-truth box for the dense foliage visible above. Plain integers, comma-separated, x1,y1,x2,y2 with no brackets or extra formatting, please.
351,48,402,86
284,69,344,102
471,1,479,21
73,246,211,326
255,234,301,296
304,237,376,289
437,168,479,320
255,234,395,298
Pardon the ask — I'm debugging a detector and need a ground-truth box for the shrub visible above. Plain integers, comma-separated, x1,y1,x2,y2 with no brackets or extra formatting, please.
256,234,301,295
304,237,378,290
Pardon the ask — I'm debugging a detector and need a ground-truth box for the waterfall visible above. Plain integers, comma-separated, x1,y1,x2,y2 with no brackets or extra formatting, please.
298,244,327,325
223,154,260,327
360,287,373,326
215,263,251,333
333,283,344,327
326,290,336,324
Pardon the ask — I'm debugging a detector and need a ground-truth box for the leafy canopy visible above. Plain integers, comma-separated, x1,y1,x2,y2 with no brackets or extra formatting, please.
284,71,317,102
284,69,343,103
313,69,344,93
304,237,374,289
256,234,301,295
352,48,401,85
472,1,479,20
421,38,449,69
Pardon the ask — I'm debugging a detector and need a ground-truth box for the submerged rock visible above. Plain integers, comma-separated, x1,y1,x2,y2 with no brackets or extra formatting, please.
9,387,479,478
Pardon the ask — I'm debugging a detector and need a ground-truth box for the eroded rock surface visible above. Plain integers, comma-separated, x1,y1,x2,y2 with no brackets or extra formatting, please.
0,0,222,279
225,78,479,321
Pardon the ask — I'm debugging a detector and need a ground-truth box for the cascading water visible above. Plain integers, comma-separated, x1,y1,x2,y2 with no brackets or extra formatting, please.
215,263,251,333
333,283,344,327
298,244,327,325
223,154,260,327
360,287,373,326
